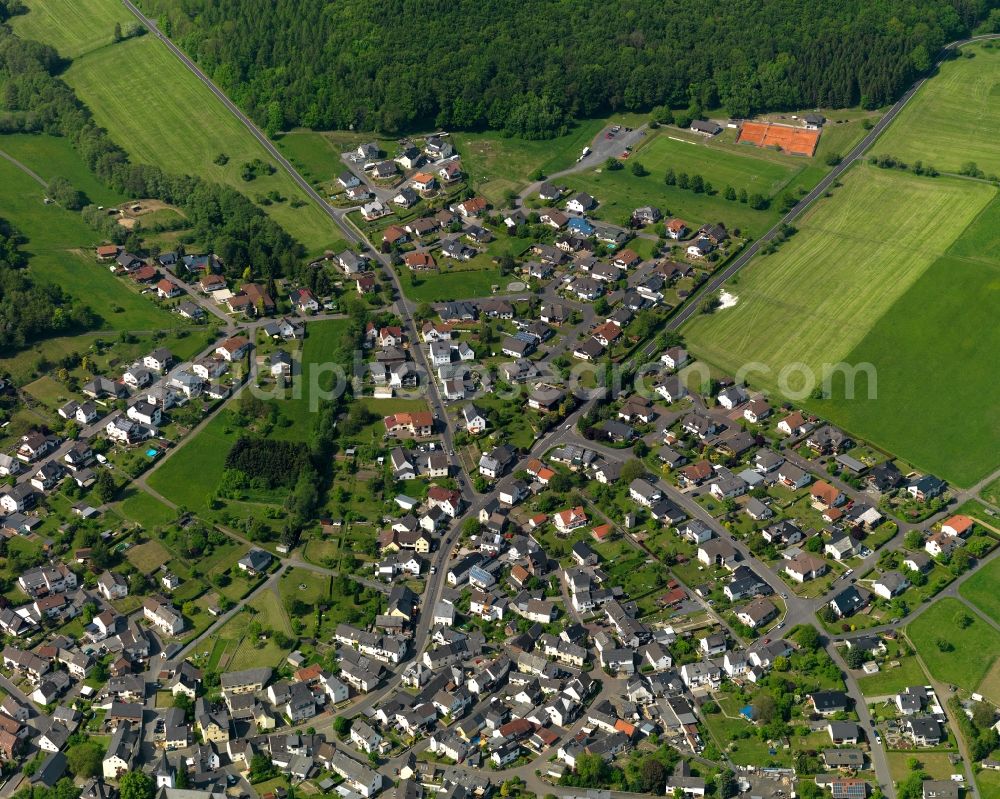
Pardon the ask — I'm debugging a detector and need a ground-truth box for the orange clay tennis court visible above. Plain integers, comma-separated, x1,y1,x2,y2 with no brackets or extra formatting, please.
737,121,821,157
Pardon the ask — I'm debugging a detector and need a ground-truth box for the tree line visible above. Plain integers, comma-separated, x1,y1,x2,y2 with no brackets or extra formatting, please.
137,0,985,137
0,216,98,351
0,26,305,286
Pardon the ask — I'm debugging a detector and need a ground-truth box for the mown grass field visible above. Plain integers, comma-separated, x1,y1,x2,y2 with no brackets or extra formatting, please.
398,266,508,302
146,408,238,510
907,597,1000,700
0,156,182,332
10,0,133,59
0,133,125,206
958,556,1000,625
684,166,997,484
685,166,993,384
870,43,1000,177
10,0,339,255
62,36,337,253
622,132,802,197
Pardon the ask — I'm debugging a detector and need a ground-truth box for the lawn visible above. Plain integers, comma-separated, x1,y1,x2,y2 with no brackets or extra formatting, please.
0,133,125,206
907,597,1000,696
11,0,134,59
126,539,172,573
856,656,928,697
29,18,338,253
978,769,1000,799
146,410,238,511
118,488,177,528
959,557,1000,625
870,43,1000,178
811,253,1000,486
0,157,181,332
398,266,509,302
887,752,959,782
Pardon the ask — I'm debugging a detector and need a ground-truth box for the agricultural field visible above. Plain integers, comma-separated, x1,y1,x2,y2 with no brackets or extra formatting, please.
958,557,1000,625
814,253,1000,486
907,598,1000,701
12,0,339,254
685,166,992,384
947,195,1000,265
870,43,1000,177
10,0,133,58
684,165,997,485
0,156,182,332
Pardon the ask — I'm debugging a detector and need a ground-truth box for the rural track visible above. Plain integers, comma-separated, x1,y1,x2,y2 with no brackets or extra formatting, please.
0,149,46,187
121,0,364,251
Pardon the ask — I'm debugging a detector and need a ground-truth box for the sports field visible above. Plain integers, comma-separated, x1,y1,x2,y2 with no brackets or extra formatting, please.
907,597,1000,702
870,43,1000,177
10,0,133,59
13,0,338,254
737,121,820,157
684,165,993,383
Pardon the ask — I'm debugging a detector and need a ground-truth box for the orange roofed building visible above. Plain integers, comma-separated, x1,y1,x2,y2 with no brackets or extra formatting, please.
384,411,434,437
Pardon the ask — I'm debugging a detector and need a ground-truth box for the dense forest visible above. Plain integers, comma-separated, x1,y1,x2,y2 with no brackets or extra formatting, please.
137,0,995,137
0,26,304,283
0,217,97,350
